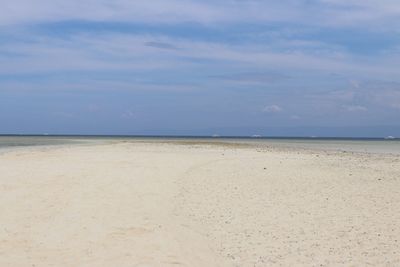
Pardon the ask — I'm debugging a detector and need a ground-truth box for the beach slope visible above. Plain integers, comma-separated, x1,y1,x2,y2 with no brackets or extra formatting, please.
0,141,399,266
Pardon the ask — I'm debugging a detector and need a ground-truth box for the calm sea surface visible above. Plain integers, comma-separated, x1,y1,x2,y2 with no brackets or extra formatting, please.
0,136,399,155
249,138,400,154
0,136,88,150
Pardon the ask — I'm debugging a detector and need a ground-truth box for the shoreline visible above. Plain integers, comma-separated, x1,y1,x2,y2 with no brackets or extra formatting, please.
1,136,400,156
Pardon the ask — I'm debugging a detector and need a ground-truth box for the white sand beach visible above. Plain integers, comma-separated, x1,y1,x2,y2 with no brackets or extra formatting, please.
0,140,399,266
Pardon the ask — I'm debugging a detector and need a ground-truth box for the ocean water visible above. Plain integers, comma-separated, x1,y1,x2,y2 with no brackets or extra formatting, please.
251,138,400,154
0,136,85,150
0,135,399,155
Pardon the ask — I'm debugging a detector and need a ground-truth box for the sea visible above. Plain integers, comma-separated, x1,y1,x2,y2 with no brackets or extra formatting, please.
1,135,400,155
0,136,84,152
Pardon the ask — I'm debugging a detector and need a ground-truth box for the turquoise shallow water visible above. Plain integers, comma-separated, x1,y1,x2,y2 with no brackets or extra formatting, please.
0,136,399,155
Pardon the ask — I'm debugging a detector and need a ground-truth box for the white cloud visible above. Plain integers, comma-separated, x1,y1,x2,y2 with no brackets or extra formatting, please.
122,110,135,119
309,80,400,113
1,0,400,29
0,1,285,26
211,72,289,84
290,115,301,120
349,80,360,89
263,105,282,113
2,32,400,79
345,105,367,112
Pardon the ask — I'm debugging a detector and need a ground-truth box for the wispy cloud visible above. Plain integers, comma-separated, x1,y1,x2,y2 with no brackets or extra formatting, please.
345,105,367,112
263,105,282,113
210,72,290,84
308,80,400,113
290,115,301,120
2,32,400,79
144,41,179,51
121,110,136,119
1,0,400,134
2,0,400,29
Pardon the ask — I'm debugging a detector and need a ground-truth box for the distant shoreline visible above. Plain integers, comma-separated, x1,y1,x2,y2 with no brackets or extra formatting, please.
1,135,400,155
0,134,398,141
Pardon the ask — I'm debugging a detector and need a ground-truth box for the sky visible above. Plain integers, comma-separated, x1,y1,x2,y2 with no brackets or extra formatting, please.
1,0,400,137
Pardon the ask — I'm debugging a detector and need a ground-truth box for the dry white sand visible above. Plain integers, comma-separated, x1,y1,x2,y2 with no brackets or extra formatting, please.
0,141,399,266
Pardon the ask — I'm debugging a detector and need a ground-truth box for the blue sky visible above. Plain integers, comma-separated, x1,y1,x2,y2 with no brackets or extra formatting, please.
1,0,400,136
